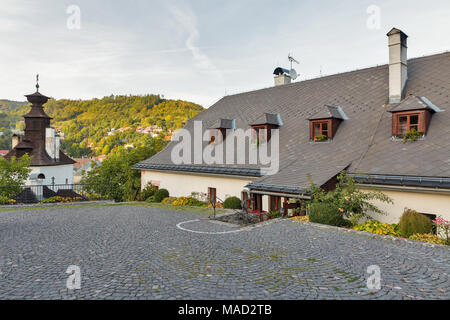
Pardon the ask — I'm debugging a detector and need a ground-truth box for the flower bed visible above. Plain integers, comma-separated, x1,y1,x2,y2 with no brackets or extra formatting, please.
291,215,448,246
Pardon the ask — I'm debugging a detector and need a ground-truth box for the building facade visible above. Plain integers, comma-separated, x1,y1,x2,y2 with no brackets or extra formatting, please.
136,28,450,223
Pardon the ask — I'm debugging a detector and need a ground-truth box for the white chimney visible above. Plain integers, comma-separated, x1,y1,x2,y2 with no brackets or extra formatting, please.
387,28,408,104
273,67,292,86
12,135,21,148
45,127,56,160
55,135,60,161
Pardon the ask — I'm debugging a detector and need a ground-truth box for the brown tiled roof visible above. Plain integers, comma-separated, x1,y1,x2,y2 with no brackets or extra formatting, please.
137,52,450,191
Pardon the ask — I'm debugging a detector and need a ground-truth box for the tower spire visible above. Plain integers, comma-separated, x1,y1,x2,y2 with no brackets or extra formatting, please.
36,74,40,92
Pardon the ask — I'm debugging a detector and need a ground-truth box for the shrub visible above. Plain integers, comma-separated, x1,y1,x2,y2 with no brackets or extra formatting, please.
353,220,402,237
208,202,223,209
409,233,445,245
291,216,309,223
268,211,282,219
161,197,177,205
306,171,393,220
309,202,348,227
138,184,158,201
153,189,169,203
399,208,433,237
223,197,242,209
39,196,83,204
0,196,16,205
433,216,450,246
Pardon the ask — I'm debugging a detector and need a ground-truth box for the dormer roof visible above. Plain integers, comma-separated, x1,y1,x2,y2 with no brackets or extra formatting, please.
250,113,282,126
388,95,443,113
209,118,234,129
308,105,348,120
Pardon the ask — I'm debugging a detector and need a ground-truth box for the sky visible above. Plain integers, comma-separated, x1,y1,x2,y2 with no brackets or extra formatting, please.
0,0,449,107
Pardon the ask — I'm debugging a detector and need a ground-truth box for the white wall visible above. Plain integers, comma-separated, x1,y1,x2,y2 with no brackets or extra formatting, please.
28,164,74,185
141,170,254,202
360,188,450,224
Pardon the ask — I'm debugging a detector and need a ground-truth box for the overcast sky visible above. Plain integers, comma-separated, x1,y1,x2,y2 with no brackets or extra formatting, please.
1,0,449,107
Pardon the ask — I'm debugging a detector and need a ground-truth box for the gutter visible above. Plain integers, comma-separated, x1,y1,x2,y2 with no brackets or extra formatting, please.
356,183,450,195
249,189,311,199
133,163,262,177
245,182,310,199
350,173,450,190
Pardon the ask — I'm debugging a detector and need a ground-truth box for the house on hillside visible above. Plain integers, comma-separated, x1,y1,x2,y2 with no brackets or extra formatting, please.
135,28,450,223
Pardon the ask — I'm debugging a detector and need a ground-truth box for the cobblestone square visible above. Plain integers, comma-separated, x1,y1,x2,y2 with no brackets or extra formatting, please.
0,205,448,300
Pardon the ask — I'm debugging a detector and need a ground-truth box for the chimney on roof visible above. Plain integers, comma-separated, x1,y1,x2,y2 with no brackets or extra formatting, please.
387,28,408,104
273,67,291,86
12,134,22,149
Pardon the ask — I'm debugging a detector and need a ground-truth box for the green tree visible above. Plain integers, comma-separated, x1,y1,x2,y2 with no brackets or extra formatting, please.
306,171,393,224
81,141,168,202
0,154,32,198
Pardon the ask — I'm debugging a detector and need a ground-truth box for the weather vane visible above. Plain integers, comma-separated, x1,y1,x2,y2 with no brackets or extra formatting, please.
36,74,39,92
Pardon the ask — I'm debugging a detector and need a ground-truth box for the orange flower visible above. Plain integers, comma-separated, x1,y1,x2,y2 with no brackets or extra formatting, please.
345,197,350,201
339,208,344,213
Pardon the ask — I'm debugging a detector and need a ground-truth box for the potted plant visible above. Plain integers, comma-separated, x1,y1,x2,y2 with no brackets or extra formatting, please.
402,128,423,143
314,134,327,142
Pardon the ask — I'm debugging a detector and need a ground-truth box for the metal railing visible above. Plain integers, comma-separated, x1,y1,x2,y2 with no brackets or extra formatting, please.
0,184,93,204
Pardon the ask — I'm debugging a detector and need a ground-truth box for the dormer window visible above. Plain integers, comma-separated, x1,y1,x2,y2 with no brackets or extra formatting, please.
308,106,347,141
208,119,235,143
209,129,223,144
251,125,269,145
388,95,443,139
311,120,329,141
249,113,282,145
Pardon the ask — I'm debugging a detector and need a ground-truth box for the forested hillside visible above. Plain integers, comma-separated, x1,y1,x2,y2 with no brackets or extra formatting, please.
0,95,204,156
0,100,28,150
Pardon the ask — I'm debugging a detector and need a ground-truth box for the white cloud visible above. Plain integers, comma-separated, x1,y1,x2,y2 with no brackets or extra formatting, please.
167,4,223,81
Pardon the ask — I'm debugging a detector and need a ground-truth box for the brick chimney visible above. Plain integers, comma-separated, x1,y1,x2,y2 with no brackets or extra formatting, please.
387,28,408,104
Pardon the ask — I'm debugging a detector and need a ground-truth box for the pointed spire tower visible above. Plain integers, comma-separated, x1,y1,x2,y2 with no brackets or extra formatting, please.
5,76,75,185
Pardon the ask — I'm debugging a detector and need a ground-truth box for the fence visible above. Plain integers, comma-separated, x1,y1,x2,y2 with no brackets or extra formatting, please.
0,184,93,204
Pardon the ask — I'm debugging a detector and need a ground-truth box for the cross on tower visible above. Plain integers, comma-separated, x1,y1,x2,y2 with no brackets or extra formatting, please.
36,74,39,92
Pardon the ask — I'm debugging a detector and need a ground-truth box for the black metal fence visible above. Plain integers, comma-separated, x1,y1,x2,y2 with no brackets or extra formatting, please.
0,184,94,204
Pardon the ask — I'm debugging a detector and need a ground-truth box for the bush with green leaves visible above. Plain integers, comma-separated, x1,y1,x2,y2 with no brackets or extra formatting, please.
153,189,170,203
0,154,31,199
309,202,349,227
306,171,393,222
399,208,433,237
82,145,164,202
139,183,158,202
223,196,242,209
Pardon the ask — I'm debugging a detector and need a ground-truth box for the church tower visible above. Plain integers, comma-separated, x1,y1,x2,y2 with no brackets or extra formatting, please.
5,76,75,185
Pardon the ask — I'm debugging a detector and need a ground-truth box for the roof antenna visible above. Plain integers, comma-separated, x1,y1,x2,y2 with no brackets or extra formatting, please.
288,53,300,80
36,74,40,92
288,53,300,70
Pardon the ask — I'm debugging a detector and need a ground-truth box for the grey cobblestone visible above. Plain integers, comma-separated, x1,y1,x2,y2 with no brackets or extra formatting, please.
0,205,448,300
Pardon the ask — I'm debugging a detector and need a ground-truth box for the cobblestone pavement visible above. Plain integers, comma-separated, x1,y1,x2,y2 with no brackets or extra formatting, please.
0,205,448,300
